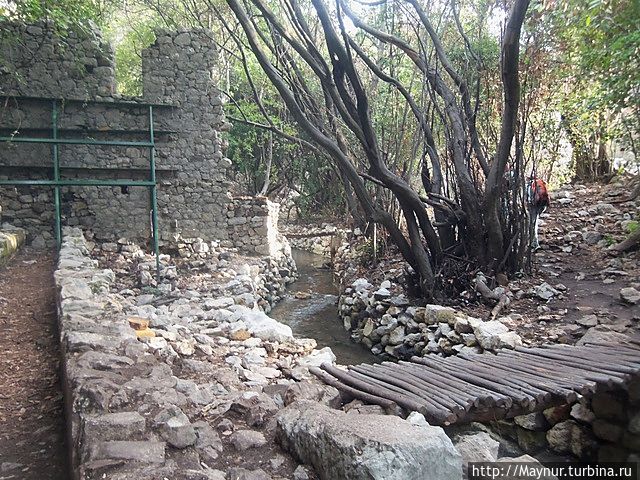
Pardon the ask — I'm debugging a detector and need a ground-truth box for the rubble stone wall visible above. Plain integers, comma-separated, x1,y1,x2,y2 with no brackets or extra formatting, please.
494,385,640,462
281,224,348,257
53,227,301,479
0,22,235,248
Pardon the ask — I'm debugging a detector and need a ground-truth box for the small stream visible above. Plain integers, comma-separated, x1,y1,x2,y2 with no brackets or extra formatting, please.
270,249,378,365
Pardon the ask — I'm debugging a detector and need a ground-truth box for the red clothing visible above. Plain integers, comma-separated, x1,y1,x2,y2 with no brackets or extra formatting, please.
530,179,550,208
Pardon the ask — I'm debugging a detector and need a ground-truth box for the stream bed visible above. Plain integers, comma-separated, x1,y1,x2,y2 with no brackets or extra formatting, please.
270,249,378,365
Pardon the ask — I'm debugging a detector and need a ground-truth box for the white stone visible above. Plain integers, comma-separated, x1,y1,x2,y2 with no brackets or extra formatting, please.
473,321,508,351
620,287,640,305
232,306,293,342
296,347,336,368
276,401,462,480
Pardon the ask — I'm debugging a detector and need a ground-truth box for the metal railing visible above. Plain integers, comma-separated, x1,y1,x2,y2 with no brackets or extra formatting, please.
0,96,173,278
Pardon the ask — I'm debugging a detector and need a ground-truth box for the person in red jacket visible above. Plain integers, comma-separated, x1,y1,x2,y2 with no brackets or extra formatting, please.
529,177,550,249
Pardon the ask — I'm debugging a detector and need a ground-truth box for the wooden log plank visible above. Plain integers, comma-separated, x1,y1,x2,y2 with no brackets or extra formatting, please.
471,354,584,397
512,347,631,385
398,361,507,407
542,345,640,367
366,364,474,412
309,367,396,409
320,364,456,425
422,355,545,404
390,362,487,409
514,346,635,375
494,350,601,388
494,353,614,389
446,357,552,404
346,370,459,425
465,354,580,402
498,350,625,388
410,356,536,408
351,365,466,416
320,364,425,412
537,345,640,373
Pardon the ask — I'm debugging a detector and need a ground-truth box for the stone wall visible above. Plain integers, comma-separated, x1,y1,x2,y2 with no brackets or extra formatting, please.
0,20,116,98
281,224,348,257
492,384,640,463
0,22,238,249
53,227,339,479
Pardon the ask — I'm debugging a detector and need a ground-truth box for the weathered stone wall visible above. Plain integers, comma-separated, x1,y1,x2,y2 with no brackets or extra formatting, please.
0,20,116,98
53,227,332,479
0,22,234,247
281,224,348,257
491,385,640,462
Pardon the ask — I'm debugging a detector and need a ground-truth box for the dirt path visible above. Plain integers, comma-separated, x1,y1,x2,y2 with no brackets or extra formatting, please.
0,249,68,480
508,179,640,345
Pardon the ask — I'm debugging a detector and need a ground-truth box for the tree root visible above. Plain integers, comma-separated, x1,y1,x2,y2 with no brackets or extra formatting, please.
609,228,640,254
474,273,511,320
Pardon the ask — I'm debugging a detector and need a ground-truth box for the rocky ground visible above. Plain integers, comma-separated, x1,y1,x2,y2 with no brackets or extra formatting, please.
66,235,335,479
505,177,640,345
333,175,640,360
1,176,638,479
0,248,68,480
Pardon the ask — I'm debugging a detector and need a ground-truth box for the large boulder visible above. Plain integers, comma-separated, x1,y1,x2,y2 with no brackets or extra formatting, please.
276,401,462,480
576,326,630,346
453,431,499,467
473,321,522,351
232,306,294,342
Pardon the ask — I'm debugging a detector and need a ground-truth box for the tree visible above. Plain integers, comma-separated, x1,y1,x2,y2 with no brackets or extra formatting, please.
225,0,531,300
547,0,640,180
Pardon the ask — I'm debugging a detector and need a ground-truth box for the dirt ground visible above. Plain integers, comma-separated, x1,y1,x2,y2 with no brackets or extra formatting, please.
0,249,68,480
505,180,640,345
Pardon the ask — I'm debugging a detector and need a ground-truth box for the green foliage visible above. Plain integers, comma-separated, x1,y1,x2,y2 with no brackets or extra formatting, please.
354,237,386,265
141,286,161,295
627,220,639,235
0,0,108,32
603,234,617,247
545,0,640,176
104,17,156,96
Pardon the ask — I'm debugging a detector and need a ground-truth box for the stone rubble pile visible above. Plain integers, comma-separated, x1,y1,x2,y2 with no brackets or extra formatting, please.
96,233,296,315
338,277,522,359
55,227,341,479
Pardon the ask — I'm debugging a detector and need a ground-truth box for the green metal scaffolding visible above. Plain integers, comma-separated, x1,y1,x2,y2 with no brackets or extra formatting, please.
0,95,173,278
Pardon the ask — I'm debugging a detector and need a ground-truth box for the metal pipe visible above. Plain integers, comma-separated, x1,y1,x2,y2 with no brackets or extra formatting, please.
0,180,156,187
52,100,62,248
0,136,154,147
1,97,164,276
149,106,161,281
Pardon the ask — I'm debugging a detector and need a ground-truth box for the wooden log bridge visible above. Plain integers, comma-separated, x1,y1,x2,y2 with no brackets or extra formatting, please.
310,342,640,426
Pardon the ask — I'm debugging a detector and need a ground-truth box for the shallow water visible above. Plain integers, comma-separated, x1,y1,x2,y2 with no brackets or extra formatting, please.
270,249,378,365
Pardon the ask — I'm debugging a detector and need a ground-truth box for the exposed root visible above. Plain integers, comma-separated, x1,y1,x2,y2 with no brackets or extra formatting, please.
474,273,511,320
609,228,640,254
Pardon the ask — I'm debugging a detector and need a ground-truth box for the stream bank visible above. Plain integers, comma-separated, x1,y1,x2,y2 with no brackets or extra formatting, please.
269,249,377,365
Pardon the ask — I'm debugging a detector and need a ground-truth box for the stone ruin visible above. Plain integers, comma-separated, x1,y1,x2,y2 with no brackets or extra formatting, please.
0,20,282,257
